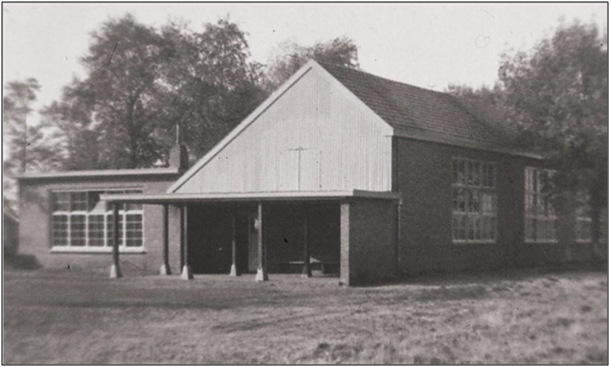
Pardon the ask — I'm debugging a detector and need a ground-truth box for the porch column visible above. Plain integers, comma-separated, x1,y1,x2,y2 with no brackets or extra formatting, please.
255,202,269,282
181,204,193,280
109,202,122,279
301,208,312,278
230,215,240,276
339,201,350,286
159,204,171,275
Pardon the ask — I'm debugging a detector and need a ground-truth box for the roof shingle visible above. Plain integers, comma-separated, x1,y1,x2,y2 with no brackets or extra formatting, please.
319,62,533,156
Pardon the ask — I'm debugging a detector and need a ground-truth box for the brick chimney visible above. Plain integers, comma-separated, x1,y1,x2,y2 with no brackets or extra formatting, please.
169,124,189,171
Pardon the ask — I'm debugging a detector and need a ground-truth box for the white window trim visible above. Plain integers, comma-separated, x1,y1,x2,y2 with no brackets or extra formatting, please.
525,238,559,244
50,189,145,251
452,239,497,245
50,247,146,254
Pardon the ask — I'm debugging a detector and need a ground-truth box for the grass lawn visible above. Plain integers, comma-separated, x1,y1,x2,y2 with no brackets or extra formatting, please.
3,267,608,364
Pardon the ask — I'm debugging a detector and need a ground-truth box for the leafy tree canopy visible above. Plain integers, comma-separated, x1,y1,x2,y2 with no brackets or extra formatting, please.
449,20,607,248
42,14,265,169
499,20,608,248
499,21,607,184
3,78,62,211
155,17,266,160
264,36,359,91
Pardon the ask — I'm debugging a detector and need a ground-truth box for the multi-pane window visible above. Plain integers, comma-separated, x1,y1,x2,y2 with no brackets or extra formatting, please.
70,215,87,247
452,158,497,243
125,214,144,247
88,214,106,247
52,215,69,247
576,191,592,243
107,214,124,247
524,167,558,242
50,190,144,249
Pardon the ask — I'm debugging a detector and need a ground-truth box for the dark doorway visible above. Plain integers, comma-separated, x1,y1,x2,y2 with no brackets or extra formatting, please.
266,202,340,275
187,202,340,276
187,205,251,274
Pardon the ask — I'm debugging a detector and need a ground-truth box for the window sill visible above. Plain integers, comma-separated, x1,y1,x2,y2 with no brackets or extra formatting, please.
50,247,146,254
452,240,497,245
524,240,559,244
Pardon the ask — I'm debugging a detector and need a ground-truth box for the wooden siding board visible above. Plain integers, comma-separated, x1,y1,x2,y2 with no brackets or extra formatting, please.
176,66,392,194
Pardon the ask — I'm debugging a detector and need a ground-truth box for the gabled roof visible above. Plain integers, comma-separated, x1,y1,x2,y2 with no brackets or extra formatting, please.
319,62,539,158
168,60,393,193
169,60,540,193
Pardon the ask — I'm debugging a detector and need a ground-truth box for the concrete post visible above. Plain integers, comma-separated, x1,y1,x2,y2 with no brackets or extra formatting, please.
255,202,269,282
160,204,171,275
181,205,193,280
301,208,312,278
230,214,240,276
110,202,122,279
339,201,350,286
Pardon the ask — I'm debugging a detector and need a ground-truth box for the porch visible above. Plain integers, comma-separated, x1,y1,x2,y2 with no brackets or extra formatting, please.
100,190,401,286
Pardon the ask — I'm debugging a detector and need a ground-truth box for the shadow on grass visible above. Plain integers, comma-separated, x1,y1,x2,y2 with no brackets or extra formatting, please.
413,284,488,302
395,263,606,286
4,253,41,271
44,300,239,311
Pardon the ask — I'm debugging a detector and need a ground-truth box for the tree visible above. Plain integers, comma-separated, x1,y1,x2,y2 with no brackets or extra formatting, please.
3,78,62,211
498,20,608,256
76,14,169,169
446,83,503,108
39,78,100,170
43,14,265,168
156,17,266,160
4,78,41,172
264,36,360,91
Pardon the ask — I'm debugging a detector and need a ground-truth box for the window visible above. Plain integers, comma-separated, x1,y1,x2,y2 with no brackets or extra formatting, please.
52,215,69,247
125,213,143,247
452,158,497,243
524,167,557,243
576,191,592,243
88,214,106,247
50,189,144,250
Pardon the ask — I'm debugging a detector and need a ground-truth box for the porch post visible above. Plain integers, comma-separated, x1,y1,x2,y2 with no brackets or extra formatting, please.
181,204,193,280
159,204,171,275
301,208,312,278
109,202,122,279
230,214,240,276
339,201,351,286
255,202,269,282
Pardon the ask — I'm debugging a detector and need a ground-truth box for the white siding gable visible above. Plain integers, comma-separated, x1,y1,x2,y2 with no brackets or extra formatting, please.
170,62,393,194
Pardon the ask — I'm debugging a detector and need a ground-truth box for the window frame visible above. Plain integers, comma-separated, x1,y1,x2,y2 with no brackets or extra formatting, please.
451,157,498,244
50,188,145,253
576,217,593,243
575,191,593,243
524,167,558,244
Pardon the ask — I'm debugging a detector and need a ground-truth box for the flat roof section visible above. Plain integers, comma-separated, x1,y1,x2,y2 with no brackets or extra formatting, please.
100,190,402,204
17,167,181,181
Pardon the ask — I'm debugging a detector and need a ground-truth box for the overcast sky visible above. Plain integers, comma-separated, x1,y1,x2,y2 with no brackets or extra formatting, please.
2,3,607,115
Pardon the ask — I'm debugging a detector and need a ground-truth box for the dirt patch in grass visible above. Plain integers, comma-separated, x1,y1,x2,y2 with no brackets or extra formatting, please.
3,268,608,364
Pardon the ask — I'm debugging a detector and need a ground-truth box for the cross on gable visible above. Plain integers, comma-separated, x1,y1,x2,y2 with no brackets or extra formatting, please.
287,146,310,190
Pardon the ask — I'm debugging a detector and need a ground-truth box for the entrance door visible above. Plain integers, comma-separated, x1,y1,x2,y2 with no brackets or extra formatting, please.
247,213,259,272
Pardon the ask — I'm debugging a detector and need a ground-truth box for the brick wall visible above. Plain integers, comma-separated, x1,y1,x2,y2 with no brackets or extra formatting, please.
341,198,398,285
394,137,588,275
18,175,182,274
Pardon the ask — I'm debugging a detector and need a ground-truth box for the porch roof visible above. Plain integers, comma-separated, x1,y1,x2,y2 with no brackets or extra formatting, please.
100,190,402,204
